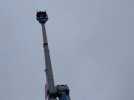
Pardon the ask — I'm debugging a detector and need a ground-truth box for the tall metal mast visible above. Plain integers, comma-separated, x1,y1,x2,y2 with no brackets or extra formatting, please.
36,11,71,100
36,11,57,100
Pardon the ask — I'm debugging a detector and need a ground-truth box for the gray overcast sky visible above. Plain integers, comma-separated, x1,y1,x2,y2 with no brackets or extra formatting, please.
0,0,134,100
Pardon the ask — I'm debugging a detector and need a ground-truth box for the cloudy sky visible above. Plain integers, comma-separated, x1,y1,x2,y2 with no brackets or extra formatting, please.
0,0,134,100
